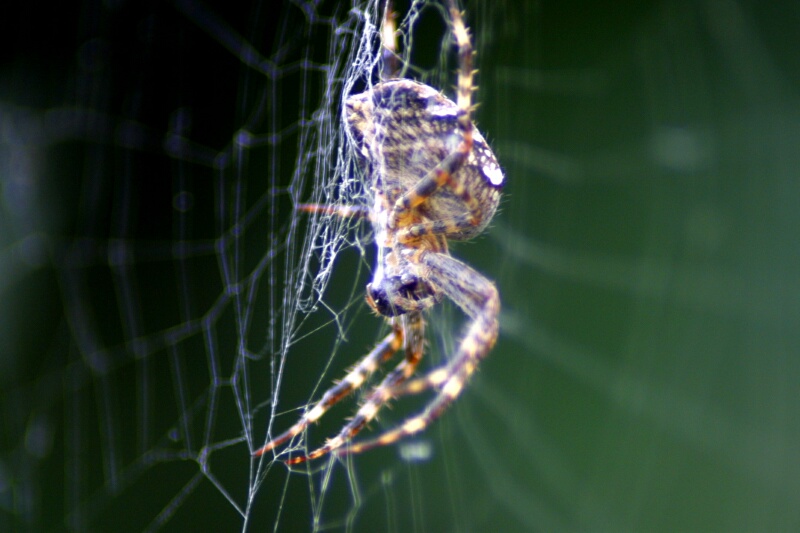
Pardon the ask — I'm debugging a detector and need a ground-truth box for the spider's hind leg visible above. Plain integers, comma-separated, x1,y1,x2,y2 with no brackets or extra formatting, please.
390,1,475,230
396,213,478,243
296,203,371,220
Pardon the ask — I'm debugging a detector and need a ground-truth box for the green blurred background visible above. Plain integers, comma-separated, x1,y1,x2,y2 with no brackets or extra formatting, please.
2,0,799,531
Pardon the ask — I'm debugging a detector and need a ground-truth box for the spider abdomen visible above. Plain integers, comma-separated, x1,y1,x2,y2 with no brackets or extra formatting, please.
346,79,503,241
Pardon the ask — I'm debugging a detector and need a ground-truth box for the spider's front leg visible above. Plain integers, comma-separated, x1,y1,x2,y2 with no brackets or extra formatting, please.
340,250,499,456
285,312,427,465
253,321,403,458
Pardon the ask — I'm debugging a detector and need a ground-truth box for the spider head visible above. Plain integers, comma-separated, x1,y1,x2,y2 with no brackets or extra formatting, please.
366,273,437,317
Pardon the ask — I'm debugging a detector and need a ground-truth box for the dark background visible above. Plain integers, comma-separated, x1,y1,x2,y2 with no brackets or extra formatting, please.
2,0,799,531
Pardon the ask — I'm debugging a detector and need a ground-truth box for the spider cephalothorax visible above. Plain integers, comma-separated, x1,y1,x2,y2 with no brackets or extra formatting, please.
255,0,503,465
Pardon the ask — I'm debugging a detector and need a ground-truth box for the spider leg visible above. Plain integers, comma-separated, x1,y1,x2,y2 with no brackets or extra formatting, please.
396,214,478,243
285,312,426,465
380,0,399,80
391,147,473,222
338,250,499,457
391,2,475,230
448,2,474,118
296,203,371,220
253,321,403,457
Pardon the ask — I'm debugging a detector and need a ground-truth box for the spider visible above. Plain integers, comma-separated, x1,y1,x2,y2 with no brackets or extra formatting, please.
254,0,503,465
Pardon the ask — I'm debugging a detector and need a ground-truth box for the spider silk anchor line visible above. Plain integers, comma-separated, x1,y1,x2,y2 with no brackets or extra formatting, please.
254,0,504,465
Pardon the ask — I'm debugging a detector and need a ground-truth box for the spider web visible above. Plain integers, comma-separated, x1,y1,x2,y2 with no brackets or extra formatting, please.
2,0,506,531
5,0,800,531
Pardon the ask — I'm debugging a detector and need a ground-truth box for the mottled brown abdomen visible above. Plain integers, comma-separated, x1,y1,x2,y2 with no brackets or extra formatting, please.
346,79,503,241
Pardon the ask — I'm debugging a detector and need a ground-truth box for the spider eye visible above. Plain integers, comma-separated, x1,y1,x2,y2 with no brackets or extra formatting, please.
367,276,436,317
366,283,394,316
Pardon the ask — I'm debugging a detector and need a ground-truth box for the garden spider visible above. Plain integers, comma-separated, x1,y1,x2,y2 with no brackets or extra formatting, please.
254,0,503,465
